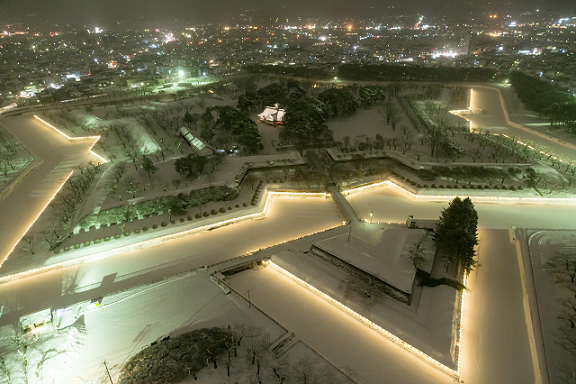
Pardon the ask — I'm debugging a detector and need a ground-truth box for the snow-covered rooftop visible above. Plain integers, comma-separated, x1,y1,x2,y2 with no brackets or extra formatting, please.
313,225,435,293
258,104,286,124
179,127,213,156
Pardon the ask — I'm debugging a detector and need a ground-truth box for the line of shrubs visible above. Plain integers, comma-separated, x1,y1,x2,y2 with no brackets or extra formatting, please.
417,166,522,182
392,170,523,191
77,185,238,231
56,202,251,254
426,184,523,190
251,180,264,206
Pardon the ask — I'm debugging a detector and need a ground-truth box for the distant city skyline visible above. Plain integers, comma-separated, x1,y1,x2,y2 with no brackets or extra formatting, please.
2,0,575,25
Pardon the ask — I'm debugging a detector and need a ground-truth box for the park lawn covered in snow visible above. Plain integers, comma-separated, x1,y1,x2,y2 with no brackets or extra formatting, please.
0,265,352,384
64,271,315,383
313,224,435,294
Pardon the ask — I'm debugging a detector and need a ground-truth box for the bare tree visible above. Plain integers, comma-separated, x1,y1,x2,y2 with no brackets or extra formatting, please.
341,273,385,310
405,242,427,269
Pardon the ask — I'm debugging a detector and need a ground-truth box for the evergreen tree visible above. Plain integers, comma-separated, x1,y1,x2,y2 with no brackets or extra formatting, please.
436,197,479,276
174,154,207,179
237,120,263,154
183,110,195,128
141,156,158,178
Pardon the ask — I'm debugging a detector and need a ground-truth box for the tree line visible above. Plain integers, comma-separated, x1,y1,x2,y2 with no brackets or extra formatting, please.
510,71,576,131
237,80,387,148
245,64,331,79
338,64,497,83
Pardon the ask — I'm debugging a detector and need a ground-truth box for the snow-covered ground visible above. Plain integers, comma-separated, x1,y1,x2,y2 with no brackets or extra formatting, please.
2,268,337,384
2,81,576,383
227,228,538,384
0,124,36,193
270,248,458,370
313,226,434,293
0,195,344,325
346,182,576,229
227,265,455,384
524,229,576,383
460,229,536,384
467,86,576,161
0,115,101,268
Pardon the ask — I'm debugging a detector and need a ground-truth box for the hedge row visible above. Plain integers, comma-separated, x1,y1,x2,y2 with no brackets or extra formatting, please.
251,180,264,206
392,171,523,191
78,185,238,230
426,184,523,191
57,202,252,254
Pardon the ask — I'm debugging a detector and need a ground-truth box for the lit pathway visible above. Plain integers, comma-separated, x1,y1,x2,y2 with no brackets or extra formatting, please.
459,229,536,384
346,183,576,230
0,114,100,267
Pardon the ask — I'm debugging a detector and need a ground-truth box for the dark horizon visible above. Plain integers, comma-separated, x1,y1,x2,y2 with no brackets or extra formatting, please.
1,0,576,26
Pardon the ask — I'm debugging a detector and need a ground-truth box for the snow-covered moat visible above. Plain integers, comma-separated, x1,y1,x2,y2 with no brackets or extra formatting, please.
3,83,576,383
3,183,573,383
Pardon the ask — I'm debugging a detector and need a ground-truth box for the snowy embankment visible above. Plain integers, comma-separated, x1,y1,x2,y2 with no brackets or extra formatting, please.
227,265,456,384
269,249,459,370
346,182,576,230
522,229,576,384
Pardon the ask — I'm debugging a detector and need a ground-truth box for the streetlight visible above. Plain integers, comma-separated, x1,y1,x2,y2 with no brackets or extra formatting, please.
370,211,373,224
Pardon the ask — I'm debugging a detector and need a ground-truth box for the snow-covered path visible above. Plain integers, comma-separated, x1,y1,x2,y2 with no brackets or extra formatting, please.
460,229,536,384
0,195,343,324
0,115,100,267
227,266,455,384
347,184,576,229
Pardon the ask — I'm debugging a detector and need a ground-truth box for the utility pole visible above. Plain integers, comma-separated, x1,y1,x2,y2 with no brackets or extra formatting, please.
103,361,114,384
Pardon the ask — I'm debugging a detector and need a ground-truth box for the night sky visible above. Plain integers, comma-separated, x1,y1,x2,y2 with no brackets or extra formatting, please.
1,0,575,25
